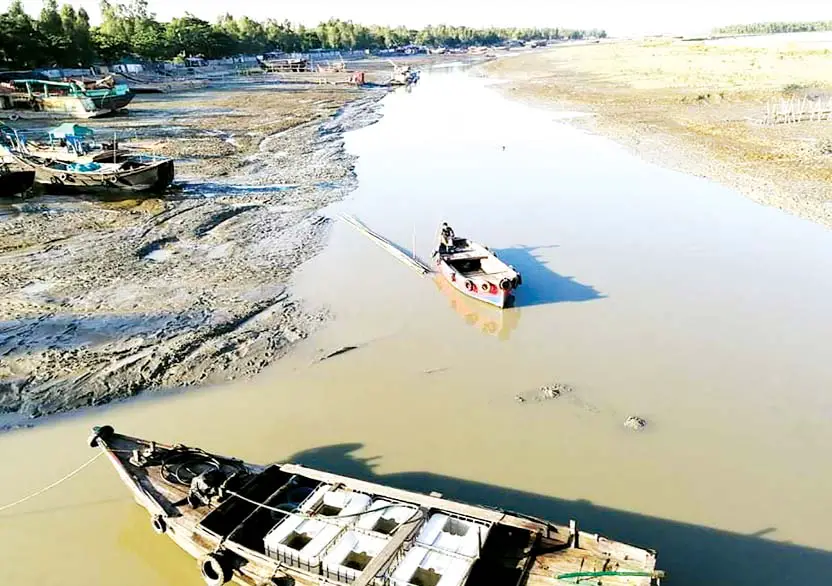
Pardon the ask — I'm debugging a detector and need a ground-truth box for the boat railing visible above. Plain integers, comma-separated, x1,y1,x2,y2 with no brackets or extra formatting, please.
270,543,325,574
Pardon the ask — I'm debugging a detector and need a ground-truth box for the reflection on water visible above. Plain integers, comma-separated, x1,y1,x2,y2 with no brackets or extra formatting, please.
1,69,832,586
433,275,520,340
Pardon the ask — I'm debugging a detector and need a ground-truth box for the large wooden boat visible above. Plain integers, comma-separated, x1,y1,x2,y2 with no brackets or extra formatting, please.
89,425,663,586
11,151,174,194
0,165,34,197
0,79,134,119
434,235,521,309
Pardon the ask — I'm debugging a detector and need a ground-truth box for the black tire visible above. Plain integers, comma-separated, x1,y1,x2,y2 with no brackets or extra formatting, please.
199,553,232,586
500,278,512,291
151,515,167,534
88,425,114,448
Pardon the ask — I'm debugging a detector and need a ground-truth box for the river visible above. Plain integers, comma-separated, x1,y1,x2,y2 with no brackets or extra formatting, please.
1,68,831,586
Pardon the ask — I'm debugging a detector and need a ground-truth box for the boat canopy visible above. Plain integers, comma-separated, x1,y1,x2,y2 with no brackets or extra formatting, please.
49,123,95,139
49,123,94,139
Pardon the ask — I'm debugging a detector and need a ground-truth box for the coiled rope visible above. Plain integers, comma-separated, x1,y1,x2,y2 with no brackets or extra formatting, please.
0,451,104,513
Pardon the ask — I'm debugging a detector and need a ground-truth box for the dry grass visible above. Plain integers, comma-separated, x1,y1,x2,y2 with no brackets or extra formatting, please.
487,39,832,226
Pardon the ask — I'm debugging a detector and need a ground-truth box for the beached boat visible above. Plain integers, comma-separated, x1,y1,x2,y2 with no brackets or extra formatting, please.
11,151,174,194
390,64,420,86
89,425,664,586
0,165,34,197
434,234,521,309
0,79,134,119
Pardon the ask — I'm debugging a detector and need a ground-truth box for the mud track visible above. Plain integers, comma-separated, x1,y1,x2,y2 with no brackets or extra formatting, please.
0,87,387,426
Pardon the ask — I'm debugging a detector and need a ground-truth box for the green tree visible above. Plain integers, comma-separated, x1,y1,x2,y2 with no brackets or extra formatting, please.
38,0,69,66
0,0,44,67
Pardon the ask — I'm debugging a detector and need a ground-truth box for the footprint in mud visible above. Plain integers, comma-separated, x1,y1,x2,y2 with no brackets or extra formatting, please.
136,237,179,261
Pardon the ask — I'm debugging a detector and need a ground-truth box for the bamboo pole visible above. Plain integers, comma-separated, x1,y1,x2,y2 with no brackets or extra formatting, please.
339,214,432,275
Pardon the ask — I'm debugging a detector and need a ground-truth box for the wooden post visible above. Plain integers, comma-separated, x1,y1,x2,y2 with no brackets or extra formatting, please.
569,519,578,548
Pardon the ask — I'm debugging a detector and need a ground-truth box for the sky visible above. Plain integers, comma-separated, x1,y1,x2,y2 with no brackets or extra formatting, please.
11,0,832,36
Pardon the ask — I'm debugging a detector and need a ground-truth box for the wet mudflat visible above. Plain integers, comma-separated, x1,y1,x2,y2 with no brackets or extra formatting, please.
0,84,386,422
1,69,831,586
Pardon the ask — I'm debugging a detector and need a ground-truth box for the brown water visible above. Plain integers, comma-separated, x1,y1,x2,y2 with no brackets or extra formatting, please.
2,70,832,585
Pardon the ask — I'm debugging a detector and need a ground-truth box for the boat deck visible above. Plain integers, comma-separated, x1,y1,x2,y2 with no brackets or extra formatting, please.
94,429,661,586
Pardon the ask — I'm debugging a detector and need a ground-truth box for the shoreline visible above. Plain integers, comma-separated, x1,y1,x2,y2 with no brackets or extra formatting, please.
483,41,832,229
0,83,389,428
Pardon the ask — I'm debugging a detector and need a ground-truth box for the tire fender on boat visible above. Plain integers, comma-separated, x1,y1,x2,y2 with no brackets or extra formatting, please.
480,282,489,292
50,176,62,185
465,280,474,291
500,278,512,291
59,173,68,181
199,552,232,586
8,113,20,121
87,425,114,448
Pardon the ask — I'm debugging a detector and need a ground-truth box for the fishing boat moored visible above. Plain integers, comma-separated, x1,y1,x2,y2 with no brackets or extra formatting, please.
89,425,664,586
11,151,174,194
0,79,134,119
434,227,521,309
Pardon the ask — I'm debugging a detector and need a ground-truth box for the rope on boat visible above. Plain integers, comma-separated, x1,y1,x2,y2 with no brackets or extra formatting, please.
226,489,421,521
339,214,433,275
0,451,104,514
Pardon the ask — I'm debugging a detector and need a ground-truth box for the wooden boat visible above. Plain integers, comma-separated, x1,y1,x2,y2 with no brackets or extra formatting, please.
390,64,420,86
89,425,664,586
1,79,134,119
0,165,34,197
11,151,174,194
434,235,521,309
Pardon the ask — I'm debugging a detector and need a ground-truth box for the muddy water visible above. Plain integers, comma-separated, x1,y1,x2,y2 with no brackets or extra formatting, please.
2,70,832,585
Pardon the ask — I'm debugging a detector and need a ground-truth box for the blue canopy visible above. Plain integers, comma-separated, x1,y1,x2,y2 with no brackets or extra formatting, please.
49,123,94,139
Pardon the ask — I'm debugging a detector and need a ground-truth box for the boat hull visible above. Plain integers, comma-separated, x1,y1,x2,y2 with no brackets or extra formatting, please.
86,91,135,113
0,169,34,197
436,258,514,308
16,155,174,194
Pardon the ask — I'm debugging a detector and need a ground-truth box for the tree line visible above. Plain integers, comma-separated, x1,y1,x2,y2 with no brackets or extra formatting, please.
0,0,606,69
714,21,832,36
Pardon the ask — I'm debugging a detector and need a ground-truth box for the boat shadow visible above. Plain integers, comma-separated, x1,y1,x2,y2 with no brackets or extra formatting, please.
493,246,605,307
286,443,832,586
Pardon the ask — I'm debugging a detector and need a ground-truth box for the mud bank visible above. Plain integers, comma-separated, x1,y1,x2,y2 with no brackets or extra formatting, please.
0,87,387,426
484,38,832,228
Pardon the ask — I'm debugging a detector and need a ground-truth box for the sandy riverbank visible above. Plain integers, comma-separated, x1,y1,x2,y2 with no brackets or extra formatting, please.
484,37,832,228
0,81,388,426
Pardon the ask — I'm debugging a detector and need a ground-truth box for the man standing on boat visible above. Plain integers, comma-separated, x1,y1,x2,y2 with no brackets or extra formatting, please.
436,222,455,254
